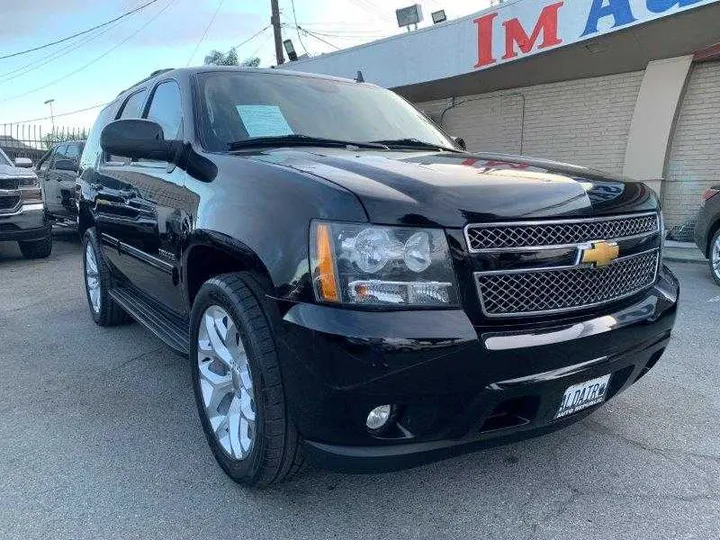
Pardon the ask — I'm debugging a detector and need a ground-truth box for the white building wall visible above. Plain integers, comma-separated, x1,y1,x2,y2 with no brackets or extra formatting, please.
417,71,644,176
664,61,720,227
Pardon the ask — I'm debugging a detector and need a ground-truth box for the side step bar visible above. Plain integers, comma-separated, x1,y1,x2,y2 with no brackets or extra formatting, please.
109,287,190,355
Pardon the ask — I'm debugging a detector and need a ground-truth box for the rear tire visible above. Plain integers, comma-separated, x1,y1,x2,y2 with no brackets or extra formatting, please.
82,228,131,326
710,229,720,286
190,272,306,487
18,233,52,259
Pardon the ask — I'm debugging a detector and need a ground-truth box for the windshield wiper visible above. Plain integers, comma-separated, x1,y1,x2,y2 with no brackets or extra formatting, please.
368,138,464,153
228,135,388,151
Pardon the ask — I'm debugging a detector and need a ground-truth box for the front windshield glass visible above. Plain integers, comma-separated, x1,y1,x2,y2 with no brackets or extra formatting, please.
196,71,455,151
0,149,12,166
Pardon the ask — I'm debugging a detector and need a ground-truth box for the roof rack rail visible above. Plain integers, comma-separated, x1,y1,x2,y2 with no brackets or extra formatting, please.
117,68,175,96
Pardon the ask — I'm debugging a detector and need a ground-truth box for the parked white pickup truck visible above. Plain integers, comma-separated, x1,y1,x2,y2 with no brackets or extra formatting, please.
0,149,51,259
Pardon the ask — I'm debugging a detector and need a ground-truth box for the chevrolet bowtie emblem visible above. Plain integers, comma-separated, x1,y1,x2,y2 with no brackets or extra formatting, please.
580,241,620,267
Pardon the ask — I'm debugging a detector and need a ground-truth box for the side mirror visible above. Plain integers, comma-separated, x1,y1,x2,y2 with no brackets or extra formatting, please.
452,136,467,151
14,157,33,168
54,158,78,172
101,119,180,162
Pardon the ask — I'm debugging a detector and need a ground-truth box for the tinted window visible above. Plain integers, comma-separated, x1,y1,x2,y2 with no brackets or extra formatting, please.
118,89,148,119
54,144,69,160
145,81,183,139
65,143,82,160
81,105,114,169
197,72,455,152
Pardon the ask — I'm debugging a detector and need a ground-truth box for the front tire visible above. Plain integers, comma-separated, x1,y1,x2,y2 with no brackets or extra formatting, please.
710,229,720,286
18,233,52,259
82,228,130,326
190,272,306,487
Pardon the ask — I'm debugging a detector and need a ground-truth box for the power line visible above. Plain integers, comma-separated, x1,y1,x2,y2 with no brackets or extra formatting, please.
9,102,109,124
0,0,177,103
186,0,226,67
0,18,129,85
235,25,271,49
290,0,309,55
247,34,274,59
348,0,393,23
0,0,161,61
294,26,341,50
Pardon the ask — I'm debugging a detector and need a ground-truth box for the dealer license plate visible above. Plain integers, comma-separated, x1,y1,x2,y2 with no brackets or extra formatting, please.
555,374,611,419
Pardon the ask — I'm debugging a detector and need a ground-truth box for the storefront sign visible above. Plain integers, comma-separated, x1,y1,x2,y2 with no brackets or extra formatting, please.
285,0,718,89
474,0,711,68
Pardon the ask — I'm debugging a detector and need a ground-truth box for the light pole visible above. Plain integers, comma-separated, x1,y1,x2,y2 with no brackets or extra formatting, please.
44,99,55,134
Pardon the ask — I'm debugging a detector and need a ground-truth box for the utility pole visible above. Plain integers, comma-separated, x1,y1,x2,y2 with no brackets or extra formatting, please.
270,0,285,65
44,99,55,134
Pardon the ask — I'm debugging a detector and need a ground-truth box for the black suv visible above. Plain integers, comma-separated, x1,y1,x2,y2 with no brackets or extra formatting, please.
694,184,720,285
36,141,84,226
77,67,678,486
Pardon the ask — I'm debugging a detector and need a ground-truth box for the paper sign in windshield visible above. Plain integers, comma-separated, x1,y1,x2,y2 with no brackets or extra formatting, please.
236,105,293,138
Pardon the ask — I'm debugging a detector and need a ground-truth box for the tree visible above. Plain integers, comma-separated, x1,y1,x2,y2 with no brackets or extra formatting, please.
240,56,260,68
42,127,89,150
204,48,239,66
203,48,260,68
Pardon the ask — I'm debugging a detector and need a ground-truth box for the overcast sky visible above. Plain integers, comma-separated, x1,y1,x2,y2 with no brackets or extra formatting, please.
0,0,490,134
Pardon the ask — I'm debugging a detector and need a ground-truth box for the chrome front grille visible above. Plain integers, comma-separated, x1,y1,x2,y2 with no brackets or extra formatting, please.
475,249,659,317
465,213,659,251
0,195,21,213
0,178,20,190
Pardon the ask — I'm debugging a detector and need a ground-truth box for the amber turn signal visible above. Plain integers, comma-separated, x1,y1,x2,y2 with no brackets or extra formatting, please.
315,223,340,302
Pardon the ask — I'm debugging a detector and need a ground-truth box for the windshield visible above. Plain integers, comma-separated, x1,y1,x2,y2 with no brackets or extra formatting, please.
0,148,12,166
196,71,455,151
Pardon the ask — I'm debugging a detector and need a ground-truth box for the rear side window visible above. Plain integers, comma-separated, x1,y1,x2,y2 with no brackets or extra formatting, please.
118,89,148,119
80,106,114,170
145,81,183,139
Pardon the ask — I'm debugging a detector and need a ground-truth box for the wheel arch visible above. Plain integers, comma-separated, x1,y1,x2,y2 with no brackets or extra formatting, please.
183,231,274,308
706,218,720,258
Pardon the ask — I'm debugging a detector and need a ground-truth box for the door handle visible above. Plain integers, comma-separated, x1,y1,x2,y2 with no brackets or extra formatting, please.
90,183,104,191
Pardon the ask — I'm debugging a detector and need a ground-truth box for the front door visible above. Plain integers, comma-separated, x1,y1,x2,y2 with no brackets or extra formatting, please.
93,80,189,315
43,143,81,220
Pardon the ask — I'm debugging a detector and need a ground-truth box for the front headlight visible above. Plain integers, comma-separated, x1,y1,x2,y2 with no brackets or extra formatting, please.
310,221,459,307
17,176,42,202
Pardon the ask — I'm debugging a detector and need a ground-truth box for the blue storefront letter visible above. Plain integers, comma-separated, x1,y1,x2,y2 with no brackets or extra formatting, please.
646,0,703,13
582,0,637,36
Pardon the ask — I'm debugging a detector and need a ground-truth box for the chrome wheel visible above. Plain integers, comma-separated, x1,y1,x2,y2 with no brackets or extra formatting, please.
712,236,720,278
197,305,256,461
85,243,101,313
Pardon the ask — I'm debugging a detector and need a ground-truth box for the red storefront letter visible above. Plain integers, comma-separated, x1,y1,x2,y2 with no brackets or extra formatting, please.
502,2,564,60
473,12,498,68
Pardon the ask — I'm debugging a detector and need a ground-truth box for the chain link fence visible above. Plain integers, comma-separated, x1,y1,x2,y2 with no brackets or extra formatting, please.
0,124,88,165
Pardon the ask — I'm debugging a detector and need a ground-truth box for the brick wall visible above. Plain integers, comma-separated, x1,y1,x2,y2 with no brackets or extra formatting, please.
664,61,720,227
416,71,645,175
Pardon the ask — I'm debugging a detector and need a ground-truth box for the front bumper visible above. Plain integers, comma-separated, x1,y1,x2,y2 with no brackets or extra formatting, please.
276,266,679,472
0,203,51,241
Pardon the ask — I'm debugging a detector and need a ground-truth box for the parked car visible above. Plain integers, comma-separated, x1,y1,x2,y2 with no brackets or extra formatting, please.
36,141,84,226
0,148,52,258
76,67,678,486
694,184,720,285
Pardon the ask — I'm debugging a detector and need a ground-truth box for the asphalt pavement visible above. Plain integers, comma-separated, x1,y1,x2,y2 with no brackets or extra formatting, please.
1,233,719,540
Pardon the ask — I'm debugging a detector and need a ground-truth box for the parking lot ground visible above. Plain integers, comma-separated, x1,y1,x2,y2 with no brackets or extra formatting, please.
1,234,719,540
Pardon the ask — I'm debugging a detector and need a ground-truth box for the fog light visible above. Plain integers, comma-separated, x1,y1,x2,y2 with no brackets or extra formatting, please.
366,405,393,431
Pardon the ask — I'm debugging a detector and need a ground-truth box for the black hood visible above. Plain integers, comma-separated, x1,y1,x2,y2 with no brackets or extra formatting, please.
250,148,658,228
